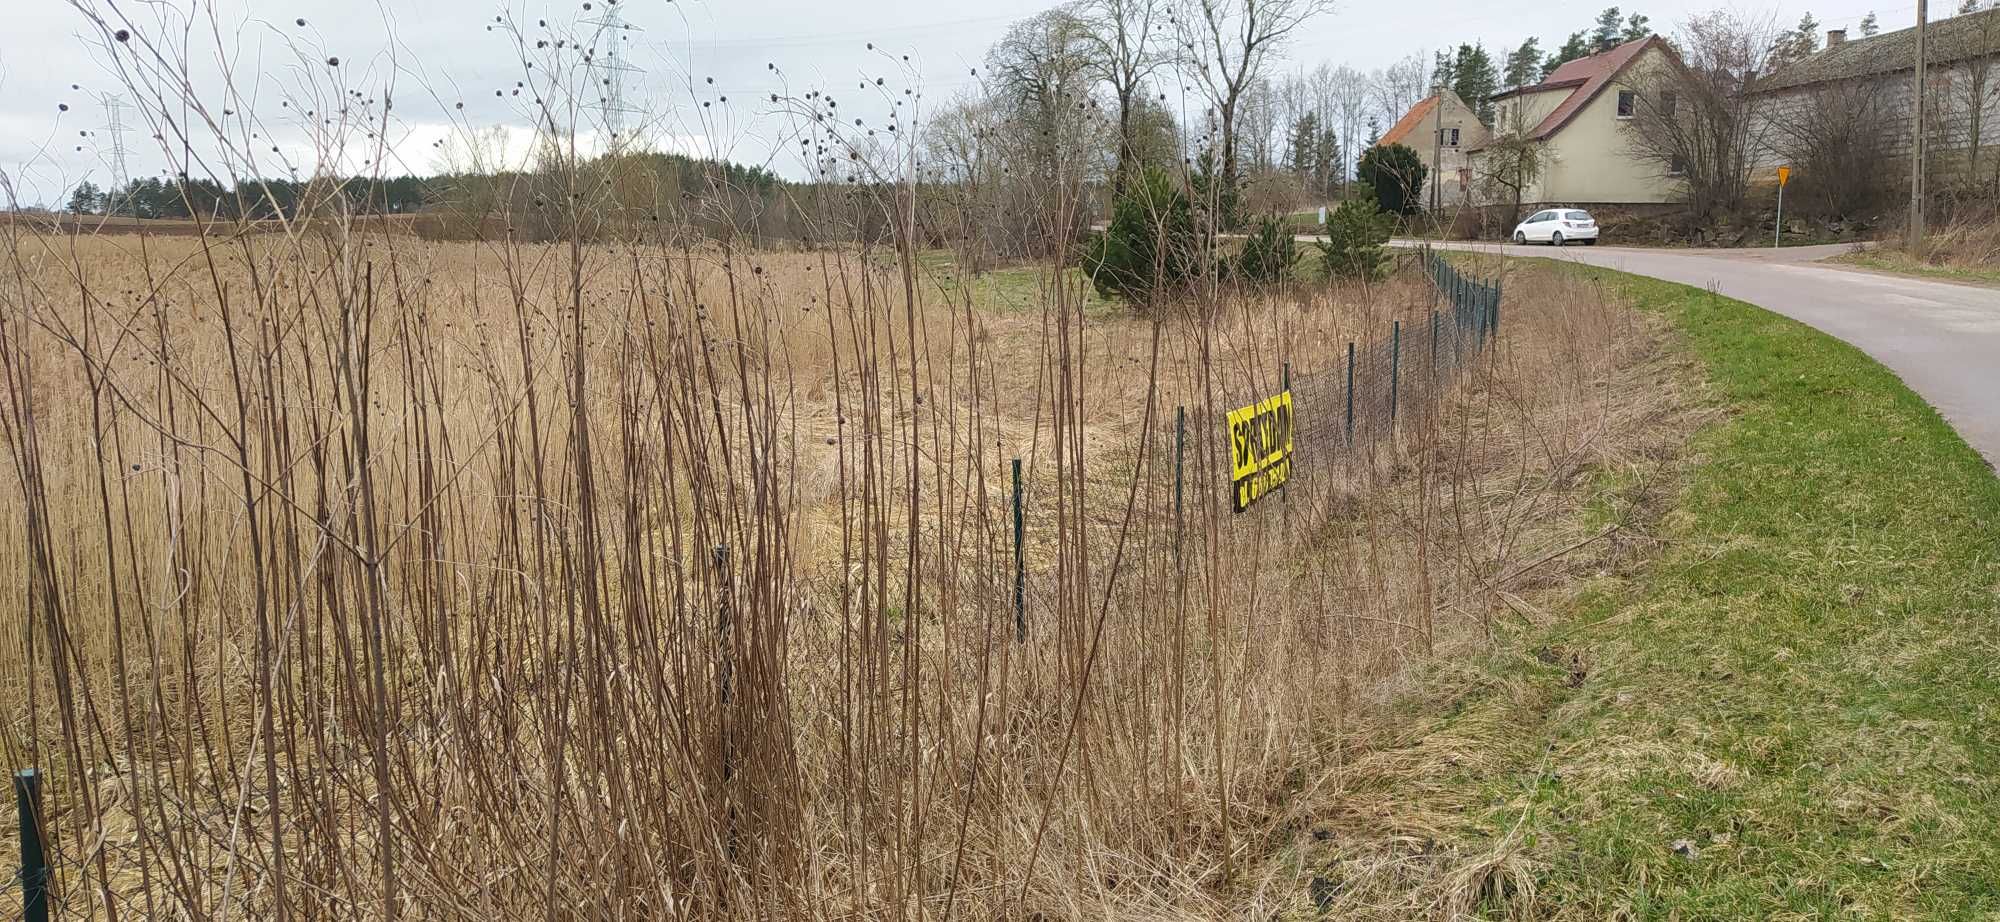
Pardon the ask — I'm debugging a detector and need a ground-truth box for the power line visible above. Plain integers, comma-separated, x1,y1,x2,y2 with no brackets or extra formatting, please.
583,2,645,152
685,12,1023,49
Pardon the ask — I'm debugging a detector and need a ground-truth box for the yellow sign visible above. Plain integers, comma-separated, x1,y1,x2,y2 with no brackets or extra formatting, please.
1777,166,1792,187
1227,389,1294,513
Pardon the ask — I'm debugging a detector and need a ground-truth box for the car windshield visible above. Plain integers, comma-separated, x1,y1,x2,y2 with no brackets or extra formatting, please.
1565,211,1592,221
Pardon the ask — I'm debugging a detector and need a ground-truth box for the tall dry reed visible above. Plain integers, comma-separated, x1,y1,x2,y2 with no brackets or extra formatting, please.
0,5,1658,919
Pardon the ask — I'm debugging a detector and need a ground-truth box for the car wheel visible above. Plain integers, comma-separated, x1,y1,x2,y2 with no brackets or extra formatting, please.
1551,232,1565,247
1513,232,1527,245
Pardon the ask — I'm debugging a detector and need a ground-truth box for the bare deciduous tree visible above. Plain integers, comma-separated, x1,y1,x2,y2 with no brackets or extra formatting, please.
1619,10,1782,220
986,8,1109,254
1476,102,1550,229
1369,54,1431,131
1766,79,1899,220
1079,0,1170,193
1327,64,1372,192
1175,0,1335,203
1239,76,1282,173
1947,1,2000,191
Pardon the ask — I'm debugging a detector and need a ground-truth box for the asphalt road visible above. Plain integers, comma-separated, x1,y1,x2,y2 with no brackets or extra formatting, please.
1397,240,2000,469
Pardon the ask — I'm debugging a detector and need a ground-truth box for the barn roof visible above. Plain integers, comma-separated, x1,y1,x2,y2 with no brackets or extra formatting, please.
1756,8,2000,93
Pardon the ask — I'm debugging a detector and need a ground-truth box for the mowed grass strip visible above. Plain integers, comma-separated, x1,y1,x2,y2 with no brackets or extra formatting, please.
1825,249,2000,288
1512,268,2000,917
1316,265,2000,918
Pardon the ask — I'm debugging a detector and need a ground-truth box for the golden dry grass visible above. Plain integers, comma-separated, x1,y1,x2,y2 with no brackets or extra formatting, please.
0,218,1679,919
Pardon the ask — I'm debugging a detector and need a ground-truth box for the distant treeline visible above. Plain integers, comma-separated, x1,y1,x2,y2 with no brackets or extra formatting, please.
53,148,1086,253
66,174,434,220
61,150,795,241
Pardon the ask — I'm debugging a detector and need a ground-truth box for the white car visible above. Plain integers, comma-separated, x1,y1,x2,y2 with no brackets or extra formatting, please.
1512,209,1599,246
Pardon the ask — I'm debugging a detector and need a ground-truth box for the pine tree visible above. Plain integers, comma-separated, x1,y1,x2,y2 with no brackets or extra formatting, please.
1450,44,1499,124
1287,111,1320,182
1592,7,1624,52
66,180,102,215
1504,37,1542,89
1432,50,1457,94
1859,10,1879,35
1357,143,1426,214
1543,32,1592,78
1793,12,1821,56
1313,124,1341,199
1620,12,1652,41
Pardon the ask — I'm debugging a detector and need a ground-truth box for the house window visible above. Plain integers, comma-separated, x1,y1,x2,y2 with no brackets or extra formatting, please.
1660,91,1677,117
1441,127,1460,147
1668,153,1687,176
1617,90,1637,118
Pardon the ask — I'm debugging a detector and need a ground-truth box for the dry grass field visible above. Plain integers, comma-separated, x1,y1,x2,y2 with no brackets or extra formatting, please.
0,211,1688,919
1832,210,2000,285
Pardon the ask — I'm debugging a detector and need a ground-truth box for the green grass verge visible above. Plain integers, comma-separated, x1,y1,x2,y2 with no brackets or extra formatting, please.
914,250,1119,316
1319,264,2000,918
1824,250,2000,287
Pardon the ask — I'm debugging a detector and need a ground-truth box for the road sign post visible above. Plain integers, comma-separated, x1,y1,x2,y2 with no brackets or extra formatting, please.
1775,166,1792,249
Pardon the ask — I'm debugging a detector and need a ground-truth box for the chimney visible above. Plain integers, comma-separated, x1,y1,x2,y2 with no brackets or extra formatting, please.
1827,28,1847,47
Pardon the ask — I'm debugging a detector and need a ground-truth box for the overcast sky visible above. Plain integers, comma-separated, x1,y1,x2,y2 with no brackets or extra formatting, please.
1,0,1913,204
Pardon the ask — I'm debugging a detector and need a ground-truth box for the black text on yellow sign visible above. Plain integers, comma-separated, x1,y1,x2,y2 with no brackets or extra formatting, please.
1227,389,1294,513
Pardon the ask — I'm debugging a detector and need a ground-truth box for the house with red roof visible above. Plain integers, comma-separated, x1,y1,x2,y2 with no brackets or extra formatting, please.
1471,36,1686,208
1377,88,1491,207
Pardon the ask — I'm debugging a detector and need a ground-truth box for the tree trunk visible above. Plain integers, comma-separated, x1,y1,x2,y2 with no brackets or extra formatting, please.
1967,65,1987,190
1220,103,1239,209
1116,89,1136,195
1510,166,1524,230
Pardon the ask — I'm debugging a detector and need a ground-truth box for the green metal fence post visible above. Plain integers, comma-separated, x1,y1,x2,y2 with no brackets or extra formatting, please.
1344,341,1356,444
1012,458,1025,643
16,769,47,922
1389,320,1401,425
1477,285,1488,350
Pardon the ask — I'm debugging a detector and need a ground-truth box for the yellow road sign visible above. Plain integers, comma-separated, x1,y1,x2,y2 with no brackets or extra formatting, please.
1777,166,1792,187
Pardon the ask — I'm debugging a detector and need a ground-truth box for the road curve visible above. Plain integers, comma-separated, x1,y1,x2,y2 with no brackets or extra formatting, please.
1396,240,2000,469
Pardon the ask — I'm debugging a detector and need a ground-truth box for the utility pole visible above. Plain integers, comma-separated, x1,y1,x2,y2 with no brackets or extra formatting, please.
1909,0,1928,252
1430,89,1443,213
